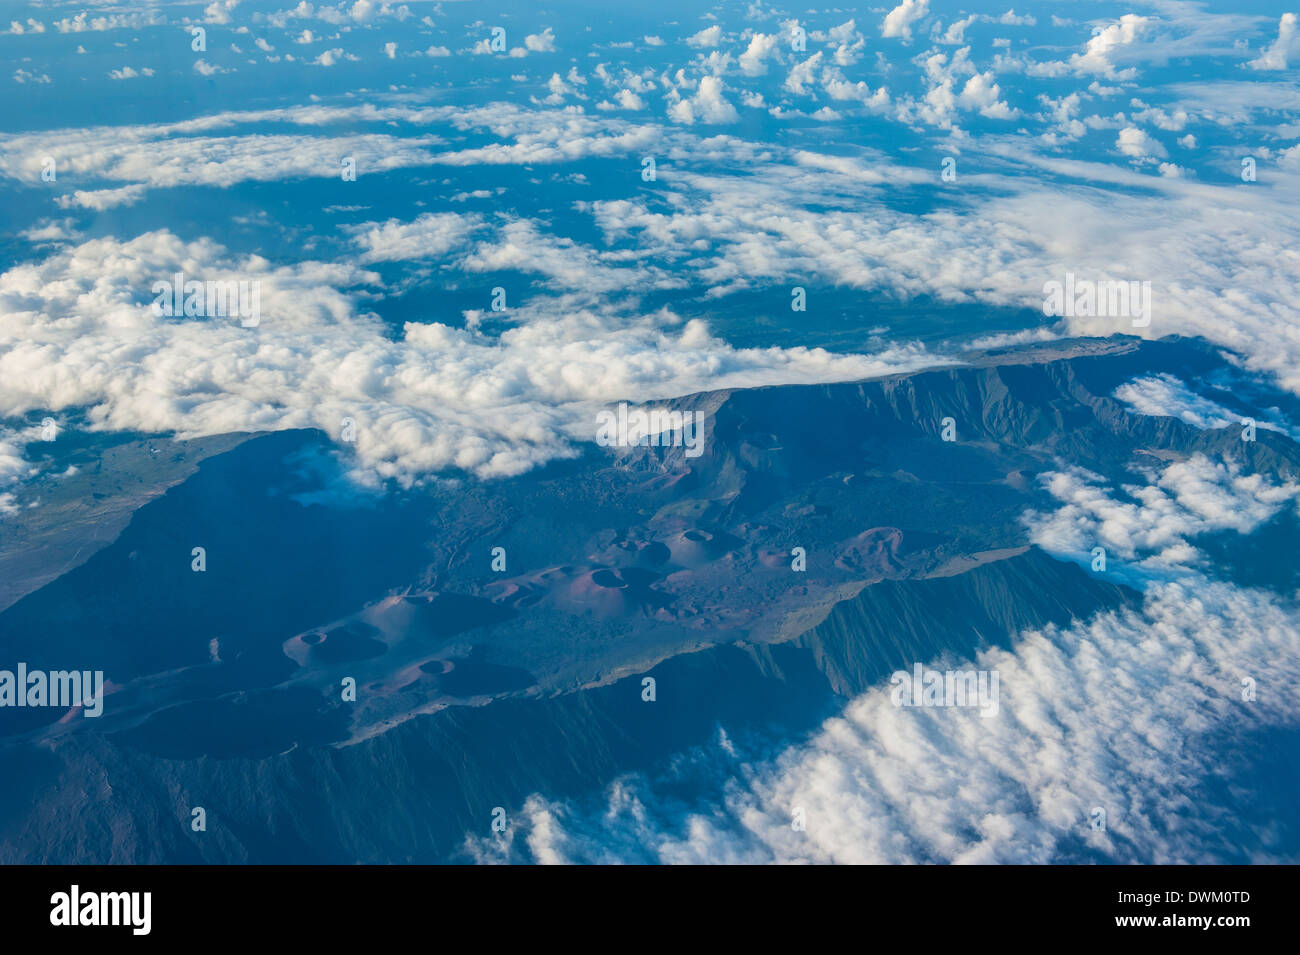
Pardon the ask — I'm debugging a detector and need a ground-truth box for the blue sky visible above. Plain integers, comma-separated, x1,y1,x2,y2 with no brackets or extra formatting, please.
2,1,1298,488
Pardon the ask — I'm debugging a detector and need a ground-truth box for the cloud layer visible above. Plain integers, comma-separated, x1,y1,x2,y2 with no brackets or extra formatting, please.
467,575,1300,864
0,230,937,485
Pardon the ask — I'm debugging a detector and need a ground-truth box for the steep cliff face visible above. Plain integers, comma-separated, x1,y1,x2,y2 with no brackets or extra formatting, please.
795,547,1139,698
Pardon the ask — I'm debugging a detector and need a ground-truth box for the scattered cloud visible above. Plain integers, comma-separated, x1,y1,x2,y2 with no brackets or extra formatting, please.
686,25,723,48
1248,13,1298,71
881,0,930,42
668,75,739,125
